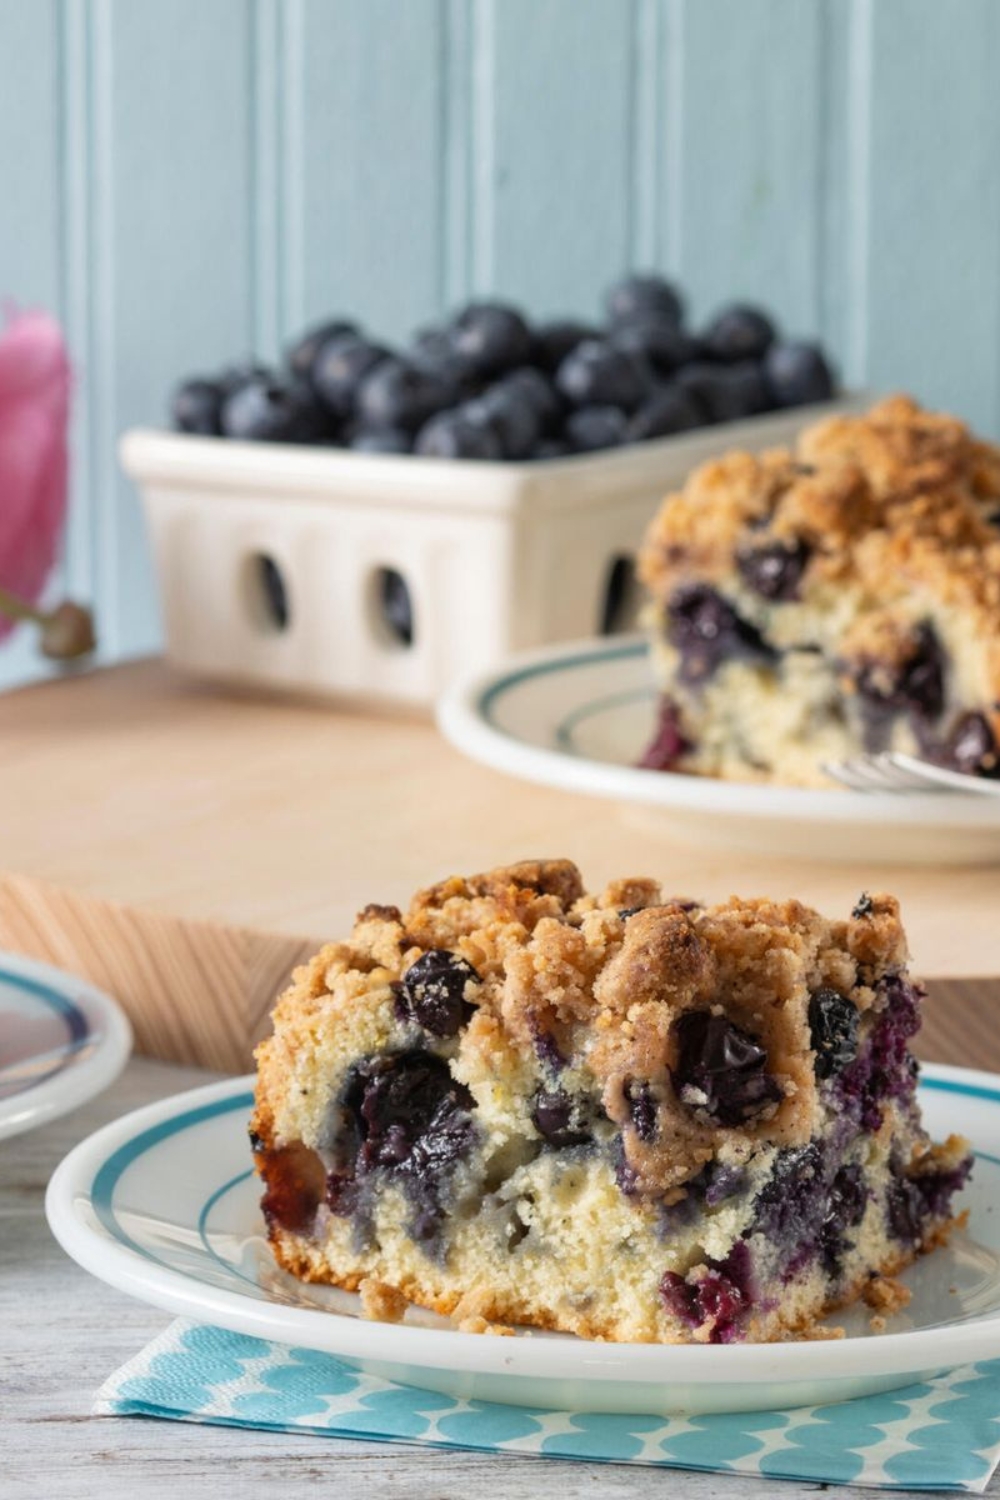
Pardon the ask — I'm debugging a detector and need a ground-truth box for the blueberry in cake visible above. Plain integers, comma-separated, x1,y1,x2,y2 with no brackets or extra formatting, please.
637,395,1000,786
251,860,971,1344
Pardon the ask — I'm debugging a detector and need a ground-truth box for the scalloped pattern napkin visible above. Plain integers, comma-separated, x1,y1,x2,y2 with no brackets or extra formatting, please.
94,1321,1000,1490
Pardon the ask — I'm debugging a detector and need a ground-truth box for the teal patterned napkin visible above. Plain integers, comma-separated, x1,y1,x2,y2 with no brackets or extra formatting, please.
95,1321,1000,1490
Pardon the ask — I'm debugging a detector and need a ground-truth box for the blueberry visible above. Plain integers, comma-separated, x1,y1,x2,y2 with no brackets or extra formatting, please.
625,1079,658,1142
219,360,271,397
312,335,390,418
854,621,945,726
637,696,690,770
705,1162,747,1205
717,360,772,418
451,302,533,378
529,439,571,461
660,1243,751,1342
852,892,875,919
751,1142,825,1238
220,375,318,443
410,327,481,399
703,305,776,363
556,338,654,413
628,385,704,443
394,950,480,1038
411,326,454,364
287,319,358,384
737,538,811,601
606,272,683,327
415,406,504,460
533,319,597,373
763,341,834,407
500,367,563,433
468,384,541,459
820,1164,867,1274
564,404,629,452
671,362,723,421
808,988,859,1080
357,357,453,433
612,316,702,376
350,427,412,454
673,1010,782,1125
943,712,1000,778
531,1088,592,1148
348,1051,475,1176
910,1159,973,1219
172,377,223,435
886,1175,924,1245
666,583,776,684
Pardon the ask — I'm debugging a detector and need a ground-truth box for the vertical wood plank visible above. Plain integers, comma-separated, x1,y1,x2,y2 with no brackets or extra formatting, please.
288,0,446,342
473,0,633,319
860,0,1000,433
663,0,824,337
0,0,61,307
93,0,256,656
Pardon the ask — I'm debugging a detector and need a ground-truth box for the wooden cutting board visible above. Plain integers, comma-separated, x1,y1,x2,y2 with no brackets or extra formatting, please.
0,658,996,1072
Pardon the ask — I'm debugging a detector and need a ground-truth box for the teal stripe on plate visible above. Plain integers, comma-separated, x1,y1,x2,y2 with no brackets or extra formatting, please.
0,966,90,1098
478,640,647,727
91,1091,255,1268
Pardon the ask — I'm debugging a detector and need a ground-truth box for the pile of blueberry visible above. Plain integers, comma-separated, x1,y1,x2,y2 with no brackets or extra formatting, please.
172,273,835,461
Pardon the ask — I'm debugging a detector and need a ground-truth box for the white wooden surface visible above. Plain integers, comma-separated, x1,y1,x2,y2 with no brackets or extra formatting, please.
4,1057,995,1498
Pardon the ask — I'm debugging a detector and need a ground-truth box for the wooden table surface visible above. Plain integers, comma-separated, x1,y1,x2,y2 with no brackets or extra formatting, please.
6,1054,996,1500
0,659,997,1074
0,657,995,966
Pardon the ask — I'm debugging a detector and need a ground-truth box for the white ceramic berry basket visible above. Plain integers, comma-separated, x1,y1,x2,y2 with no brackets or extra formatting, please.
121,398,861,708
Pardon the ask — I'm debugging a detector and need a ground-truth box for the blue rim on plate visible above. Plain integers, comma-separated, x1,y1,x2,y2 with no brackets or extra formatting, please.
0,965,91,1099
0,952,132,1140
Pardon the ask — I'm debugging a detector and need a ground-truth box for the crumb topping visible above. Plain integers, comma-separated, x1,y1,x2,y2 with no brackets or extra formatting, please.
638,395,1000,709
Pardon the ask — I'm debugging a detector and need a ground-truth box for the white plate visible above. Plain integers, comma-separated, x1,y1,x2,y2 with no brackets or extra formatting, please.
45,1065,1000,1415
437,635,1000,864
0,952,132,1141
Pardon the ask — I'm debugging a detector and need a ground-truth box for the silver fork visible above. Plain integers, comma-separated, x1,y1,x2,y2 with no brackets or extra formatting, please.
822,751,1000,796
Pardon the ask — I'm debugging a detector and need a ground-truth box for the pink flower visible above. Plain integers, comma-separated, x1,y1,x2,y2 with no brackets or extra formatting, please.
0,306,70,641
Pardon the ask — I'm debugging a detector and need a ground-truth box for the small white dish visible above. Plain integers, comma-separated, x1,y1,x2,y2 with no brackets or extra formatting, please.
436,635,1000,864
45,1065,1000,1415
0,952,131,1141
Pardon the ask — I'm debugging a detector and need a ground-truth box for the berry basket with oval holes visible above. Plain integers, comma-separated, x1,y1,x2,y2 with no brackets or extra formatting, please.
121,281,859,708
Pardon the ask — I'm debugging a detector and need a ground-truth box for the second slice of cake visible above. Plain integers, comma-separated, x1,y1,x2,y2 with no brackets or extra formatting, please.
637,395,1000,787
252,860,971,1344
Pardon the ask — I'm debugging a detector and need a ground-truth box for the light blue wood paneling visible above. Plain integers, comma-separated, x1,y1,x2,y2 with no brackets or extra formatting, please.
664,0,825,337
2,0,1000,691
473,0,633,319
859,0,1000,432
0,0,61,307
94,0,256,656
288,0,447,341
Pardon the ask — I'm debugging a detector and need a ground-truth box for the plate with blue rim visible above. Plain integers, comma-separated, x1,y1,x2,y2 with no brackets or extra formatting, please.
0,951,132,1141
436,634,1000,865
45,1064,1000,1415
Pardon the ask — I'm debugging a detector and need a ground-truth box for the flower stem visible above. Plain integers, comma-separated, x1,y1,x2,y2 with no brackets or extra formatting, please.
0,584,46,626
